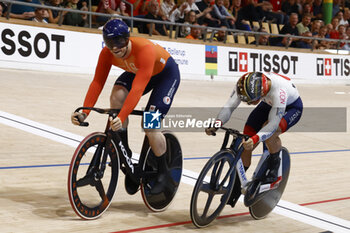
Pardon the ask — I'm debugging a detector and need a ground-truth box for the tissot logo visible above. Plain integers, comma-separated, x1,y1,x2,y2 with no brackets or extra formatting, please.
1,28,65,59
229,52,298,74
229,52,248,72
316,58,350,76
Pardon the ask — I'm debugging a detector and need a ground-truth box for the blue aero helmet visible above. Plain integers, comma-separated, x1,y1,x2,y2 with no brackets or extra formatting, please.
236,72,268,103
103,19,130,49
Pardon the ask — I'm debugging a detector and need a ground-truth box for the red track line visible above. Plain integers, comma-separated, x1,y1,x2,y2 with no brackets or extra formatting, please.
300,196,350,206
111,196,350,233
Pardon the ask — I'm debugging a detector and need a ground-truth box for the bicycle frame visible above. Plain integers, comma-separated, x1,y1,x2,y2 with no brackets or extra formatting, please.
220,127,272,194
75,107,153,183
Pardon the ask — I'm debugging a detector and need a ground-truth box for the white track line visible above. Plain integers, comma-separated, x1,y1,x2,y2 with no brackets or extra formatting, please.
1,110,350,232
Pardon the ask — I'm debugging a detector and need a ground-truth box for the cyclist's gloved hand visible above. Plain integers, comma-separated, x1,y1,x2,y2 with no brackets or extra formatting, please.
71,112,87,125
205,119,222,136
110,116,122,131
205,127,218,136
243,138,254,150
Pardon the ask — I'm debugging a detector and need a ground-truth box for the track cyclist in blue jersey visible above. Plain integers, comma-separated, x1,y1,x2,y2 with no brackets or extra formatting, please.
206,71,303,208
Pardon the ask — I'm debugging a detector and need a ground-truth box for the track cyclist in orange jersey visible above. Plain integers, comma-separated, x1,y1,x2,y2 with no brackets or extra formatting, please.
71,19,180,194
206,72,303,208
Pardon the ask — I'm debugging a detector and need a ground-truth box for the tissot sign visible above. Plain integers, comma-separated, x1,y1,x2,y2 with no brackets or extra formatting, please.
218,46,350,80
0,21,349,80
316,57,350,76
228,51,298,75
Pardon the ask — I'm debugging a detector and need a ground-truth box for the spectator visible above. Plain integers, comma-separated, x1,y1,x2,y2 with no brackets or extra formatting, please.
296,13,311,34
342,26,350,50
280,13,299,36
140,0,163,16
181,0,200,14
336,11,349,26
301,2,312,17
274,33,293,47
9,0,42,20
329,17,340,38
63,0,86,26
161,0,177,21
224,0,233,12
316,25,331,49
95,0,129,25
33,5,48,23
164,0,193,23
281,0,299,16
296,31,315,49
332,0,340,18
180,10,197,37
250,27,269,45
46,0,65,24
125,0,145,16
213,25,227,41
310,19,322,35
186,23,202,39
0,3,4,17
344,9,350,25
212,0,236,29
312,0,323,20
231,0,250,30
338,24,347,40
144,0,169,36
241,0,285,24
196,0,220,26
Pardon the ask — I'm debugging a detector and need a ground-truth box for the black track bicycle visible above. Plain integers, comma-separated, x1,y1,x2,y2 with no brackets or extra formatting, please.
190,127,291,227
68,107,183,220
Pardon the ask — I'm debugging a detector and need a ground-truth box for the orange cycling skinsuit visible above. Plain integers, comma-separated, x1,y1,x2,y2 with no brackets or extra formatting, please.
82,36,180,123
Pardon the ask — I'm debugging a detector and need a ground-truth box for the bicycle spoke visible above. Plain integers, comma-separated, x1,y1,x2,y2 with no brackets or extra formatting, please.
200,183,212,194
95,179,106,200
215,186,229,195
219,166,234,188
86,145,104,175
76,175,93,187
210,159,226,188
202,193,214,218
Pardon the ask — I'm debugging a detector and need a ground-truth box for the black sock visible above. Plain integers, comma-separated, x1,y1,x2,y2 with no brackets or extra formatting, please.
119,128,132,157
155,153,167,174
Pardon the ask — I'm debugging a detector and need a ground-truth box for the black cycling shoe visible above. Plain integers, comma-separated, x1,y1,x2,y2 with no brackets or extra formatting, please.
263,152,281,184
150,153,168,195
124,173,140,195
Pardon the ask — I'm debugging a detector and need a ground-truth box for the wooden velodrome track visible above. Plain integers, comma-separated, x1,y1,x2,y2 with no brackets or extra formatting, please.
0,67,350,233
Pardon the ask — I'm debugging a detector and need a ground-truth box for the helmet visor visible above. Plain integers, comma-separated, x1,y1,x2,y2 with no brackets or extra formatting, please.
103,35,129,49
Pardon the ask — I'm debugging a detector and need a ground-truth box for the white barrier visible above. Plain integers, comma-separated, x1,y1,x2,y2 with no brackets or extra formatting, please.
1,22,349,82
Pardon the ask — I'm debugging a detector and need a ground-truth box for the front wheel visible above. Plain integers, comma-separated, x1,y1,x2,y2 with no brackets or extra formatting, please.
141,131,183,212
190,149,236,228
67,132,119,220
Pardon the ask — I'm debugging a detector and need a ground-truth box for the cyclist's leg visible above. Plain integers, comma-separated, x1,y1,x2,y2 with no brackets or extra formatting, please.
143,57,180,193
144,129,166,156
110,72,136,156
264,97,303,183
227,102,270,207
144,56,180,157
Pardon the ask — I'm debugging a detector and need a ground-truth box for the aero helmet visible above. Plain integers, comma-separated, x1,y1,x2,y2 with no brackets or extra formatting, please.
236,72,268,103
103,19,130,49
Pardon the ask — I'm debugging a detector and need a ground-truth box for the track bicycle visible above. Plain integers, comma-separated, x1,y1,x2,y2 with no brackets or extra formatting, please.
190,127,291,227
67,107,183,220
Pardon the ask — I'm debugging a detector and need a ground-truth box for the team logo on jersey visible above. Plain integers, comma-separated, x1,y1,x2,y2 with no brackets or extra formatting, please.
163,96,171,105
149,105,156,112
